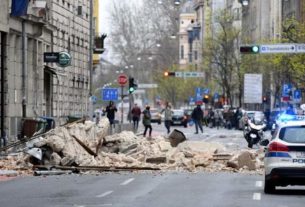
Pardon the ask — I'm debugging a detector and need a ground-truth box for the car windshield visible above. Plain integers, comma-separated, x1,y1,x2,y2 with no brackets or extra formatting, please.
279,126,305,143
150,109,159,114
184,110,192,115
173,110,184,116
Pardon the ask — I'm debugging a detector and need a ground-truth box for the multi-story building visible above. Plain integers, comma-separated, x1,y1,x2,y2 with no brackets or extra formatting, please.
178,1,197,68
0,0,92,142
282,0,305,22
240,0,282,43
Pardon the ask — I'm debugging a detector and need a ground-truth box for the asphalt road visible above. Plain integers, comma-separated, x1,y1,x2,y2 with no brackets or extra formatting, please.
139,122,254,151
0,172,305,207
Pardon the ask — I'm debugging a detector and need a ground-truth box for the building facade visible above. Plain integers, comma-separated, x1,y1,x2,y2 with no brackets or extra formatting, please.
0,0,92,142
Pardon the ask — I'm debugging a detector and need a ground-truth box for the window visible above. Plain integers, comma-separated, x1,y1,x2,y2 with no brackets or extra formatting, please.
233,8,240,21
279,126,305,143
194,50,198,60
180,45,184,59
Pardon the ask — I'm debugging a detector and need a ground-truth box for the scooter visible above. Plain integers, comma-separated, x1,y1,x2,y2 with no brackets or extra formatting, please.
244,117,266,148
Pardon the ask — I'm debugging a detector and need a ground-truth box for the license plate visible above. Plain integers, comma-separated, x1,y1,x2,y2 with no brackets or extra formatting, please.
174,121,180,124
296,152,305,158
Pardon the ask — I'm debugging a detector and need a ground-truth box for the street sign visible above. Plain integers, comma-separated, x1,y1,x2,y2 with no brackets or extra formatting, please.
195,87,202,101
118,74,128,86
91,95,97,104
282,83,292,97
260,44,296,54
44,52,59,63
294,89,302,103
175,72,205,78
296,44,305,53
214,93,219,101
202,88,210,94
102,88,119,101
57,51,72,67
244,74,263,104
137,83,158,88
189,97,195,105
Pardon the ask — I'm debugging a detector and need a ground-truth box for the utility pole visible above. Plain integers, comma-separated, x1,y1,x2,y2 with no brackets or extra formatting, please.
88,0,94,120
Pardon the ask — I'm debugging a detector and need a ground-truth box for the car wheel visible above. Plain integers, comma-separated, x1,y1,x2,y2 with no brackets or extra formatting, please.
264,179,275,194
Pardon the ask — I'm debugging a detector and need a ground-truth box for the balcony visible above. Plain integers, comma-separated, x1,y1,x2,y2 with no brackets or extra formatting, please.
26,0,48,22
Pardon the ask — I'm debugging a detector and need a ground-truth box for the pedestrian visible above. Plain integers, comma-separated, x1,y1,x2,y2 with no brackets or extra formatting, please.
105,101,118,128
142,105,152,138
131,103,141,131
161,102,173,134
234,107,242,130
208,108,215,128
191,104,204,134
214,109,222,129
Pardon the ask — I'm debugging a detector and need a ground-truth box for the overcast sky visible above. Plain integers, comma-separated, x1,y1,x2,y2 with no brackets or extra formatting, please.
99,0,111,34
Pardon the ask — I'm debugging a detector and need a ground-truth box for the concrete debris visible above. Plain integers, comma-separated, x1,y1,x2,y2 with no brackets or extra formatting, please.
168,129,186,147
1,117,266,175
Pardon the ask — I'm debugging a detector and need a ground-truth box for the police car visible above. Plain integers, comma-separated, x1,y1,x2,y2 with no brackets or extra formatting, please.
264,115,305,194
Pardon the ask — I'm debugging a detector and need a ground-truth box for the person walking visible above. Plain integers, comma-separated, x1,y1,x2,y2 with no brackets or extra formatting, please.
161,102,173,134
191,104,204,134
131,103,141,131
142,105,152,138
105,101,118,127
214,109,222,129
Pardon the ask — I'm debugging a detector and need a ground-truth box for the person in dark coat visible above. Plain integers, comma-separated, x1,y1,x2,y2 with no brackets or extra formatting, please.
191,104,204,134
142,105,152,137
105,101,118,127
131,103,141,131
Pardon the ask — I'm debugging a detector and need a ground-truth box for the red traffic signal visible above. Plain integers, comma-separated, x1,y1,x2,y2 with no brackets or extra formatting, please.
164,71,175,77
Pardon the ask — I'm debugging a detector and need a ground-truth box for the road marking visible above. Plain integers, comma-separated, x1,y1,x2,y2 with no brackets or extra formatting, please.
253,193,261,200
96,191,113,198
120,178,135,186
255,181,263,188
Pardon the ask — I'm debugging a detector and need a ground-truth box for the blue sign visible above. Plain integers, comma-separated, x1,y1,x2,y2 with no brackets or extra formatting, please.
214,93,219,100
195,88,202,101
189,96,195,105
294,89,301,100
91,96,97,104
203,88,210,94
102,88,119,101
282,83,292,97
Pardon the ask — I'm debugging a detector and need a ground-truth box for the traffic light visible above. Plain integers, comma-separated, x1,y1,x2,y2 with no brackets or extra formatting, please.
164,71,175,77
128,77,137,94
240,45,260,54
263,96,267,103
203,95,209,104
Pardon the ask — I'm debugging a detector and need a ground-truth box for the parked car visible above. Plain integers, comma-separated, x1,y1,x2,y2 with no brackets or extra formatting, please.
172,109,188,127
150,108,162,124
183,109,193,123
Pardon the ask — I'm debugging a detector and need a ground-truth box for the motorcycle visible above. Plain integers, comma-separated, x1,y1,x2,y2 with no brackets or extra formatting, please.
244,115,267,148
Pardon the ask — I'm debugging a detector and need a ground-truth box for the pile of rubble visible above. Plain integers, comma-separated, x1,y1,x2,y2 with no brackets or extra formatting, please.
1,117,265,175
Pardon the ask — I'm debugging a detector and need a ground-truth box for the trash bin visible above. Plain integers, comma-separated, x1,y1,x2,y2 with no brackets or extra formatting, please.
19,118,47,139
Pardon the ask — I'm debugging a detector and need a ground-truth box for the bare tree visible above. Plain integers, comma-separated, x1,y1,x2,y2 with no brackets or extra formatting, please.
206,10,241,105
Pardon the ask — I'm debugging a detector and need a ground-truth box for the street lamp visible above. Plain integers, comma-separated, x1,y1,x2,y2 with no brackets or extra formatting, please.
174,0,180,6
241,0,249,6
